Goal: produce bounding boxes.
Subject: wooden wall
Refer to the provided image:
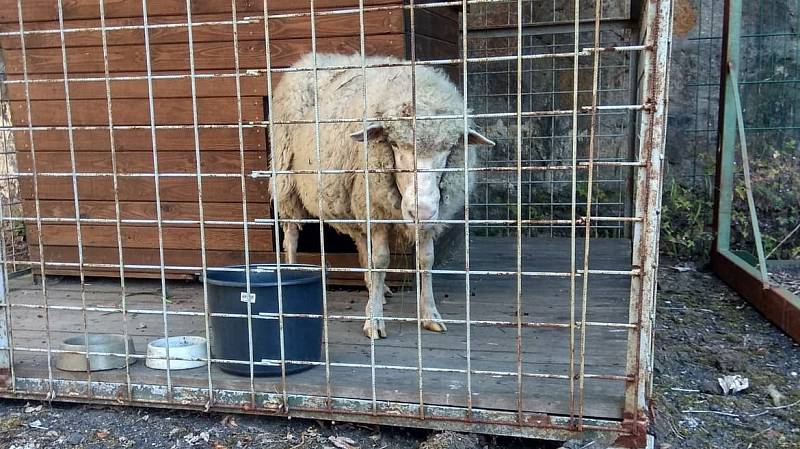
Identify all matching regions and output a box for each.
[0,0,459,283]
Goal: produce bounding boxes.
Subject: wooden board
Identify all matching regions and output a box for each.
[2,0,463,284]
[22,200,268,222]
[17,150,265,174]
[5,237,632,420]
[0,11,404,49]
[0,0,403,23]
[27,246,408,285]
[2,35,407,74]
[10,97,264,126]
[19,177,270,202]
[5,74,271,100]
[12,127,266,152]
[29,224,274,251]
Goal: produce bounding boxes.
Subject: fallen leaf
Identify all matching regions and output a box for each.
[221,415,239,428]
[96,429,110,440]
[212,443,229,449]
[329,435,359,449]
[766,384,785,406]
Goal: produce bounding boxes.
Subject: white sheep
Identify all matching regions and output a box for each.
[270,53,494,339]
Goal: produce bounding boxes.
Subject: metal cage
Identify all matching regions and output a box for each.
[0,0,673,446]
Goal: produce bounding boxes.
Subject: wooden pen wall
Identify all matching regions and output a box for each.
[0,0,459,283]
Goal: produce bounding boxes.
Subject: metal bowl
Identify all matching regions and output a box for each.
[55,334,136,372]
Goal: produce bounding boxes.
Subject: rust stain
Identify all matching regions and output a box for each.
[672,0,698,38]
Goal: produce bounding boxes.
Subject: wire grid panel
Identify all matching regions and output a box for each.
[0,0,672,444]
[467,26,638,238]
[726,0,800,263]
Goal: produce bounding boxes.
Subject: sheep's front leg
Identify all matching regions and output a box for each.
[355,234,392,303]
[419,233,446,332]
[362,230,389,339]
[282,223,299,264]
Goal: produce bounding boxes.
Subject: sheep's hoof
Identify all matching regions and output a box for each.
[363,319,387,339]
[383,285,394,297]
[422,319,447,333]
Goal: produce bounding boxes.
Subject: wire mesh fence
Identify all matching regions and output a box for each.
[0,0,672,444]
[709,0,799,342]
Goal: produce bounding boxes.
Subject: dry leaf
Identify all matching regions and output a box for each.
[328,435,359,449]
[221,415,239,428]
[766,384,785,406]
[211,443,229,449]
[95,430,110,440]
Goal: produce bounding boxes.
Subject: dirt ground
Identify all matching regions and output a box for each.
[0,261,798,449]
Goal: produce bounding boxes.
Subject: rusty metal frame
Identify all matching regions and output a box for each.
[0,0,673,447]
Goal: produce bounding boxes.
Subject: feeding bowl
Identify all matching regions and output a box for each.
[145,336,208,370]
[55,334,135,372]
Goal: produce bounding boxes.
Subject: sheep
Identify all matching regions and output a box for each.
[270,53,494,339]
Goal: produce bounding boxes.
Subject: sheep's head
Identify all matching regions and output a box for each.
[350,120,494,229]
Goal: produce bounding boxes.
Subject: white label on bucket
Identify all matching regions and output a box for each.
[240,292,256,304]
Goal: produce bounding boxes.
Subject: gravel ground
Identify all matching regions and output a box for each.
[0,262,798,448]
[769,266,800,297]
[653,259,800,448]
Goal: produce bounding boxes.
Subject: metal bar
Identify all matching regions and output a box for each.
[513,0,524,424]
[468,18,635,39]
[0,193,12,389]
[184,0,215,408]
[1,377,629,440]
[577,0,605,428]
[228,0,259,409]
[405,0,426,421]
[567,0,581,428]
[712,0,741,254]
[98,0,133,401]
[13,0,55,399]
[462,0,475,419]
[727,65,768,284]
[622,0,673,446]
[140,0,174,399]
[55,0,93,397]
[308,0,328,415]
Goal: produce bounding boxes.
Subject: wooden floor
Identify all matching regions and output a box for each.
[5,237,633,420]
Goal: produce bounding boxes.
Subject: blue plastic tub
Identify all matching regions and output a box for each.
[205,264,323,377]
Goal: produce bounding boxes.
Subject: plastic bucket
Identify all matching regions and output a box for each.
[205,264,323,377]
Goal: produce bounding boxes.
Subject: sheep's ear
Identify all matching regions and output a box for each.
[467,129,495,147]
[350,123,384,142]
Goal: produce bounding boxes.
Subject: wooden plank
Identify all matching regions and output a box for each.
[4,236,631,421]
[4,75,269,100]
[0,11,403,49]
[0,0,402,23]
[25,246,394,285]
[29,224,274,251]
[2,35,406,74]
[27,246,356,271]
[19,176,270,202]
[22,200,268,222]
[11,97,263,126]
[17,150,265,174]
[12,127,266,152]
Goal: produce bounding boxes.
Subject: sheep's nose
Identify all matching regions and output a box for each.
[409,205,437,221]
